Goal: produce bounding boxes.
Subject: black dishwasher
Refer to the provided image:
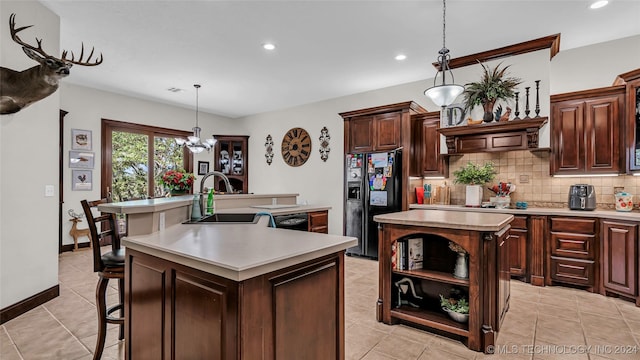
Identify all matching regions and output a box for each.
[273,213,308,231]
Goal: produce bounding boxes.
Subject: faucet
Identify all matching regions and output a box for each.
[199,171,234,216]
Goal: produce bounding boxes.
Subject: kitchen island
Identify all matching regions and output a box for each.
[374,210,513,353]
[122,221,356,359]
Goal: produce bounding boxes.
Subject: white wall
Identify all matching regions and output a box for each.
[59,83,238,247]
[550,35,640,94]
[0,1,60,308]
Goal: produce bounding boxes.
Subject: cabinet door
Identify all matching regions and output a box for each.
[374,112,401,151]
[551,100,585,173]
[627,79,640,171]
[308,211,328,233]
[497,227,510,329]
[421,115,448,177]
[349,116,374,153]
[602,221,637,297]
[585,96,621,173]
[213,135,249,194]
[508,229,527,277]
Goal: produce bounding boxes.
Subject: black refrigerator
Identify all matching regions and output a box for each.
[344,149,402,259]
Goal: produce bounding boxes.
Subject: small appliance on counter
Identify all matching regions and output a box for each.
[568,184,596,210]
[615,192,633,212]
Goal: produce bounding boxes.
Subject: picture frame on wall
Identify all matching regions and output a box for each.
[72,170,92,191]
[71,129,92,150]
[198,161,210,175]
[69,151,94,169]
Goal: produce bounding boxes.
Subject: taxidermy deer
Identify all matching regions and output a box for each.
[0,13,103,115]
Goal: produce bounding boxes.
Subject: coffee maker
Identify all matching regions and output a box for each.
[568,184,596,210]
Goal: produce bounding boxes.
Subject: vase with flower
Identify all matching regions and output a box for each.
[160,169,195,196]
[462,62,522,123]
[448,241,468,279]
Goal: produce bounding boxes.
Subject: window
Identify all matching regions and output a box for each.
[102,119,193,202]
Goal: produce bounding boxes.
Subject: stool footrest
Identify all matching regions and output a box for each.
[106,303,124,324]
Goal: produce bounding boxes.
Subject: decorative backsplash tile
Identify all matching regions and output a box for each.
[424,151,640,210]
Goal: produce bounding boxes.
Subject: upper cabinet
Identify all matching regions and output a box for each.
[341,101,426,210]
[413,111,448,178]
[212,135,249,194]
[340,101,425,155]
[620,69,640,172]
[550,86,625,175]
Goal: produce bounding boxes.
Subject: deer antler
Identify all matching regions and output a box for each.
[9,13,103,66]
[67,209,85,219]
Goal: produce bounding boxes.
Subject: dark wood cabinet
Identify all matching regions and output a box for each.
[341,101,426,210]
[413,112,448,178]
[601,220,637,299]
[496,226,510,330]
[550,87,625,175]
[619,68,640,172]
[126,248,345,359]
[212,135,249,194]
[508,216,527,278]
[308,210,328,233]
[547,217,598,292]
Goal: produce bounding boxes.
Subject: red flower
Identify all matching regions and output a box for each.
[161,169,194,192]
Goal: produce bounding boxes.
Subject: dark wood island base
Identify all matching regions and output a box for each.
[374,210,513,353]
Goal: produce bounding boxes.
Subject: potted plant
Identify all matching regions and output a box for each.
[439,294,469,323]
[462,62,522,123]
[160,169,195,195]
[453,162,496,207]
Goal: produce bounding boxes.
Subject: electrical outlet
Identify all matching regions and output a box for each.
[614,187,624,194]
[519,175,529,183]
[45,185,55,197]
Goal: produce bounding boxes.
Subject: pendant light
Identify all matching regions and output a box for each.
[424,0,464,108]
[176,84,216,153]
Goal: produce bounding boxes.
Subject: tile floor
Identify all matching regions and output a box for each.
[2,249,640,359]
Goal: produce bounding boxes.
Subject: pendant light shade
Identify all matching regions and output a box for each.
[176,84,216,153]
[424,0,463,108]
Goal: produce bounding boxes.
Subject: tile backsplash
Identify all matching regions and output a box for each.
[423,151,640,210]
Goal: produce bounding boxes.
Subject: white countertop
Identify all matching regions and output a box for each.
[122,221,356,281]
[410,204,640,221]
[374,209,513,231]
[216,205,331,215]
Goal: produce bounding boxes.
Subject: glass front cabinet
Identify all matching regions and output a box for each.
[213,135,249,193]
[623,69,640,172]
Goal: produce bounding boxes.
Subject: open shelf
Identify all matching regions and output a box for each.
[393,269,469,287]
[391,306,469,337]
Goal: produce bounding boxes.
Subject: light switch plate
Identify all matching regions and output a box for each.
[45,185,55,197]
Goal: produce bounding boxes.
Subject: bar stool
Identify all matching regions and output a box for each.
[81,199,125,360]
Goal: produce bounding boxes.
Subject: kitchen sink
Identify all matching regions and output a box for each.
[183,213,260,224]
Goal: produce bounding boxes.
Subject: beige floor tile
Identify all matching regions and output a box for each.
[361,350,401,360]
[372,334,427,360]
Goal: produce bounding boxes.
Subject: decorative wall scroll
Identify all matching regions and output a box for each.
[319,126,331,162]
[265,134,274,165]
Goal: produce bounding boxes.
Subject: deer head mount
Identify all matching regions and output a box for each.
[0,13,103,115]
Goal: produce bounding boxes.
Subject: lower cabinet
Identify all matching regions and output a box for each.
[308,210,329,233]
[125,248,345,359]
[601,220,638,299]
[508,216,528,279]
[547,217,598,292]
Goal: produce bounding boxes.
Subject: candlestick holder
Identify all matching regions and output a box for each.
[534,80,541,117]
[513,92,520,120]
[524,87,531,119]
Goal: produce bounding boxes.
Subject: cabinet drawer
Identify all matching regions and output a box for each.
[550,232,595,259]
[511,216,527,229]
[550,217,596,234]
[550,257,594,286]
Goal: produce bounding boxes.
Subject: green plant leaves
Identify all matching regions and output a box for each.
[462,62,523,115]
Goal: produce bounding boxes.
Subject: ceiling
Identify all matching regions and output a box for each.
[29,1,640,118]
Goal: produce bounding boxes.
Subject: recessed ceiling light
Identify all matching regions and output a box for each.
[395,54,407,61]
[263,43,276,50]
[167,87,184,93]
[590,0,608,9]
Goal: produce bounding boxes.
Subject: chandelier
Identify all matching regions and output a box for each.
[176,84,216,153]
[423,0,464,108]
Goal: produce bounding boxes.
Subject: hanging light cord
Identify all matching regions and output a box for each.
[441,0,446,52]
[194,84,200,128]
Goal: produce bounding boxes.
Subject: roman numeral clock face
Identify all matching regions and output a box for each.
[281,127,312,167]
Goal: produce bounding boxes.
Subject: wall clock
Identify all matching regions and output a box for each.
[281,127,312,167]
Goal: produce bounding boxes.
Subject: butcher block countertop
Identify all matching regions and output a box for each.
[122,222,356,281]
[374,209,513,231]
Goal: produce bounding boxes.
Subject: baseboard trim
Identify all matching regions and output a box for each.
[0,285,60,324]
[60,242,91,253]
